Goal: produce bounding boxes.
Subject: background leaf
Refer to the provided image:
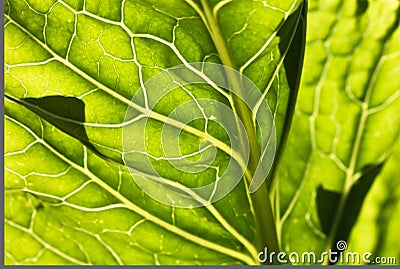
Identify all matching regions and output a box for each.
[273,0,400,264]
[341,141,400,265]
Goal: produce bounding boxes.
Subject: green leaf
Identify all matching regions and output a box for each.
[4,0,305,265]
[274,0,400,264]
[316,162,383,259]
[341,141,400,265]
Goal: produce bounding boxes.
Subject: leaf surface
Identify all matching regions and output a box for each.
[274,0,400,263]
[4,0,305,264]
[341,141,400,264]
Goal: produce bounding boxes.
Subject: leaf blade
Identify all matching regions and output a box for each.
[4,0,305,264]
[275,0,400,263]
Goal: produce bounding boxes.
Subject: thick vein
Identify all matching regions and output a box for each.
[200,0,280,257]
[212,0,232,16]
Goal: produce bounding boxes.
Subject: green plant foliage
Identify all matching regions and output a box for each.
[273,0,400,264]
[4,0,400,266]
[344,141,400,264]
[4,0,304,265]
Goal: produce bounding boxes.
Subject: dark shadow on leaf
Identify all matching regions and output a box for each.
[372,182,399,258]
[316,186,340,236]
[267,0,308,188]
[23,96,102,155]
[35,202,45,211]
[316,163,384,264]
[356,0,368,16]
[278,0,307,95]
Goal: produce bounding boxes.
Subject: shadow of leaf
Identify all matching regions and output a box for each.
[316,163,384,264]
